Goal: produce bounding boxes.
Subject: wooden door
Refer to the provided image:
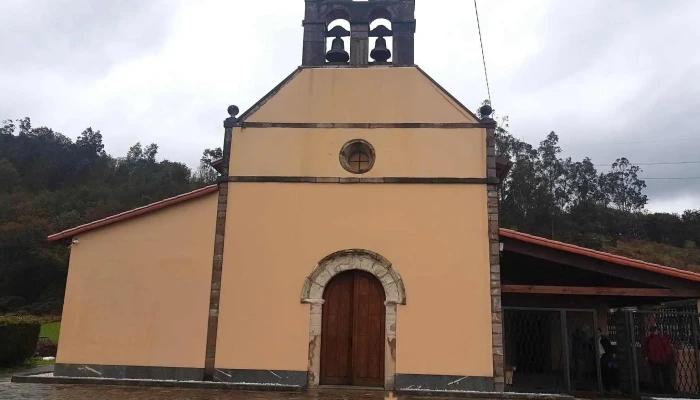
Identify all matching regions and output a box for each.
[320,270,385,387]
[320,272,354,385]
[351,271,386,387]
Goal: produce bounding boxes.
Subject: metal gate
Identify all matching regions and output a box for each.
[503,307,603,395]
[609,309,700,398]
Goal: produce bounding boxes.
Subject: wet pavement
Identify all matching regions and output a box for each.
[0,369,453,400]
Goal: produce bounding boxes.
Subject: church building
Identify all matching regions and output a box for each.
[48,0,503,391]
[46,0,700,395]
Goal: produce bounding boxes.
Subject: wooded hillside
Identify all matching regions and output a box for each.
[0,113,698,315]
[483,102,699,273]
[0,118,218,314]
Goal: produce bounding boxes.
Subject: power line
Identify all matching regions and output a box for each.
[640,177,700,180]
[474,0,491,103]
[594,161,700,167]
[576,137,700,146]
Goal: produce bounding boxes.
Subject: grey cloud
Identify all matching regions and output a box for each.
[1,0,698,213]
[487,0,700,210]
[0,0,174,77]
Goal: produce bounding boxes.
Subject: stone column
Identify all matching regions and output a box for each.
[385,301,398,390]
[302,22,327,66]
[350,22,369,66]
[392,20,416,66]
[482,106,504,391]
[203,105,238,381]
[306,300,324,388]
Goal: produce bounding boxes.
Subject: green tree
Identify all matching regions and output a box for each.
[601,158,648,213]
[682,210,700,246]
[0,117,210,314]
[194,147,223,184]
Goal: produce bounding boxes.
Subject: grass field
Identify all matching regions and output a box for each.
[39,321,61,344]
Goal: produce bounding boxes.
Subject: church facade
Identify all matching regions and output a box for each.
[49,0,505,391]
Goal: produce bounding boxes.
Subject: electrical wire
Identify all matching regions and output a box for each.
[594,161,700,167]
[576,137,700,146]
[640,177,700,180]
[474,0,491,103]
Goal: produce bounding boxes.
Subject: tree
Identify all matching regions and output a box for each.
[536,132,566,237]
[0,119,15,136]
[0,159,19,192]
[601,158,648,213]
[682,210,700,247]
[0,117,211,314]
[194,148,223,184]
[76,128,105,156]
[565,158,604,208]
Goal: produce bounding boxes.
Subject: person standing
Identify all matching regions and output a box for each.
[599,328,618,392]
[642,326,675,394]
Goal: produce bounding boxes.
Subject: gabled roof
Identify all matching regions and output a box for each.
[237,66,481,124]
[500,228,700,283]
[47,185,218,242]
[47,186,700,285]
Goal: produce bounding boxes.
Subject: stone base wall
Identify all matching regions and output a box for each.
[213,369,307,386]
[55,364,503,393]
[395,373,494,391]
[53,363,203,381]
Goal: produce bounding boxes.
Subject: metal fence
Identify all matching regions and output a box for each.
[502,307,603,394]
[609,309,700,398]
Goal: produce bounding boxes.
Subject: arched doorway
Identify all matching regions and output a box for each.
[301,249,406,389]
[320,270,385,387]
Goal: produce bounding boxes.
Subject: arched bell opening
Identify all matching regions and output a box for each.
[326,19,351,64]
[369,18,393,64]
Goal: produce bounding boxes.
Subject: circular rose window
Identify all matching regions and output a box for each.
[339,139,375,174]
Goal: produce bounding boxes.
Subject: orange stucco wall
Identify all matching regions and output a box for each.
[55,65,492,379]
[247,67,478,124]
[229,127,486,178]
[57,193,217,368]
[216,183,493,377]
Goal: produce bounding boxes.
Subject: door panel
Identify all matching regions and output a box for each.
[320,272,353,385]
[320,270,385,387]
[352,271,386,387]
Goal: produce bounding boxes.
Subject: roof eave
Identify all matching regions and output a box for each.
[499,228,700,284]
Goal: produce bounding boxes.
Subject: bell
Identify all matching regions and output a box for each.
[326,37,349,63]
[371,36,391,63]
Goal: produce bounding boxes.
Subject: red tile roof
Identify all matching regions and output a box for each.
[500,228,700,283]
[47,185,218,242]
[45,186,700,284]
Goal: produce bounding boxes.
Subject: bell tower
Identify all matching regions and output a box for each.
[302,0,416,67]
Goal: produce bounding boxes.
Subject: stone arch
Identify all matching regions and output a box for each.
[367,6,395,23]
[322,7,351,24]
[301,249,405,389]
[301,249,406,305]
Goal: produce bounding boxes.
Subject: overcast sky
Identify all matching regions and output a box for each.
[2,0,699,213]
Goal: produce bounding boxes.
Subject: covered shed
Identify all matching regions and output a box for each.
[499,228,700,396]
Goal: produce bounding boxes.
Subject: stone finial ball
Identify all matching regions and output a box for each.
[480,104,493,118]
[227,105,240,117]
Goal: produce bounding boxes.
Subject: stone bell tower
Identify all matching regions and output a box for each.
[302,0,416,66]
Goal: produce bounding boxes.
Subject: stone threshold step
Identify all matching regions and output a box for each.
[11,373,304,392]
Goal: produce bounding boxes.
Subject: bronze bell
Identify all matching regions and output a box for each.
[326,37,349,63]
[371,36,391,63]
